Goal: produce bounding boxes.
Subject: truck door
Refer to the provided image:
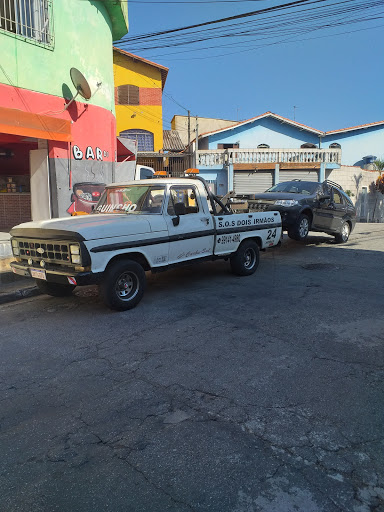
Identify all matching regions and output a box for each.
[165,185,215,265]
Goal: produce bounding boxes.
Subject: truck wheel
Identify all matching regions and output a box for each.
[100,260,146,311]
[36,280,76,297]
[230,240,259,276]
[288,214,310,241]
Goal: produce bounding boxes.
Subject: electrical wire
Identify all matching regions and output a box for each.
[116,0,384,59]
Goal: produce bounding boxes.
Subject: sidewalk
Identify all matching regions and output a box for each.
[0,233,40,305]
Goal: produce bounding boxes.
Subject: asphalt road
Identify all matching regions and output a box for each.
[1,224,384,512]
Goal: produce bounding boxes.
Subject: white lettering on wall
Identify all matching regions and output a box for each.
[73,145,105,161]
[73,145,83,160]
[85,146,95,160]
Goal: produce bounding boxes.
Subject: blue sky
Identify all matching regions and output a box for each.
[115,0,384,131]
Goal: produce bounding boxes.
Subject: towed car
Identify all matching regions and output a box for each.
[248,180,356,242]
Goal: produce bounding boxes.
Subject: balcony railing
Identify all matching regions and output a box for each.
[197,148,341,167]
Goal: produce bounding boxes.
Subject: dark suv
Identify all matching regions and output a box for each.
[248,180,356,242]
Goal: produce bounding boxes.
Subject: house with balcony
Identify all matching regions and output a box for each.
[195,112,384,202]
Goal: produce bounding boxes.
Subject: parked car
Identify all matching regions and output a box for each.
[248,180,356,242]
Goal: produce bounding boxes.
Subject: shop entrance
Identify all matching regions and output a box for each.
[0,133,37,231]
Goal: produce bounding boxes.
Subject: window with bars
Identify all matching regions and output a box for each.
[120,129,154,152]
[0,0,52,46]
[117,85,140,105]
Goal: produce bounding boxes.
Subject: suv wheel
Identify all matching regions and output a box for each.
[288,214,310,241]
[334,221,350,243]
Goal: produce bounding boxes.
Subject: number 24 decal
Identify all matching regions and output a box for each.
[266,228,277,240]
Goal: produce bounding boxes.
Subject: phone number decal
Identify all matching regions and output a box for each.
[217,234,241,244]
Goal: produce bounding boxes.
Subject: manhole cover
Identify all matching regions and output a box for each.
[301,263,339,271]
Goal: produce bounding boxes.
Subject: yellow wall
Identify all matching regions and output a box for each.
[113,52,164,151]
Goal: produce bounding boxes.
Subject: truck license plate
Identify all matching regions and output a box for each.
[30,268,46,280]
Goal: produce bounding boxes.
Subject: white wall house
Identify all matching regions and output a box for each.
[194,112,384,222]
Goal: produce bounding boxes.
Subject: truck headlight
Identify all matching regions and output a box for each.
[275,200,299,207]
[70,244,81,264]
[11,239,20,256]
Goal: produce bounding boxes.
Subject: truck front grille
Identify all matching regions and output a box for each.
[16,239,71,265]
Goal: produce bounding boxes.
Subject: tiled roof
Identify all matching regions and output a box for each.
[197,112,384,140]
[325,120,384,134]
[198,111,324,139]
[163,130,185,151]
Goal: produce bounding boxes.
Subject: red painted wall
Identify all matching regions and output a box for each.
[0,83,116,162]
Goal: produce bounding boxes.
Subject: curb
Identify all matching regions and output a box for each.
[0,286,41,305]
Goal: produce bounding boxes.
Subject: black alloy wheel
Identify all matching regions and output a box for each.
[334,221,350,243]
[288,214,310,241]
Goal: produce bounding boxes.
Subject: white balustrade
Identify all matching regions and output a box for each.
[197,148,341,166]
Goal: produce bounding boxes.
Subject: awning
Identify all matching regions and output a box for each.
[0,106,72,142]
[117,136,137,161]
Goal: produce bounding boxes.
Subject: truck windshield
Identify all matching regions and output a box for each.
[94,185,166,214]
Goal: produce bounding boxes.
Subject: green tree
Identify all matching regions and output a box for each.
[373,159,384,173]
[374,159,384,194]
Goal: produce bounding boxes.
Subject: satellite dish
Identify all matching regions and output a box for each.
[70,67,92,100]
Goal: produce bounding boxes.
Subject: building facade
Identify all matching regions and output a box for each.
[0,0,128,229]
[195,112,384,220]
[113,49,168,153]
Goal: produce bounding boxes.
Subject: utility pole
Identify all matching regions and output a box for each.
[194,115,199,168]
[293,105,298,121]
[187,110,191,167]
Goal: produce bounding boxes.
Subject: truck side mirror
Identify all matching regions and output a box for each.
[172,202,186,226]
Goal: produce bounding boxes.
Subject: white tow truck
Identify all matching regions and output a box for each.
[10,174,282,310]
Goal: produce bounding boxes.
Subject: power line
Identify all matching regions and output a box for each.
[118,0,329,42]
[116,0,384,58]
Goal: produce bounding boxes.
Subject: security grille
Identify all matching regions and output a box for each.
[0,0,53,46]
[234,170,274,195]
[279,170,319,182]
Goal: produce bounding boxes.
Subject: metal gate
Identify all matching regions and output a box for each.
[279,169,319,182]
[234,171,273,195]
[136,153,192,177]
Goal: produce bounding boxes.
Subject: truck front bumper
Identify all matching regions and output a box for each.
[10,261,100,287]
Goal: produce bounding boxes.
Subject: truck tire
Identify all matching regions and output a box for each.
[230,240,259,276]
[36,280,76,297]
[288,213,310,241]
[100,260,146,311]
